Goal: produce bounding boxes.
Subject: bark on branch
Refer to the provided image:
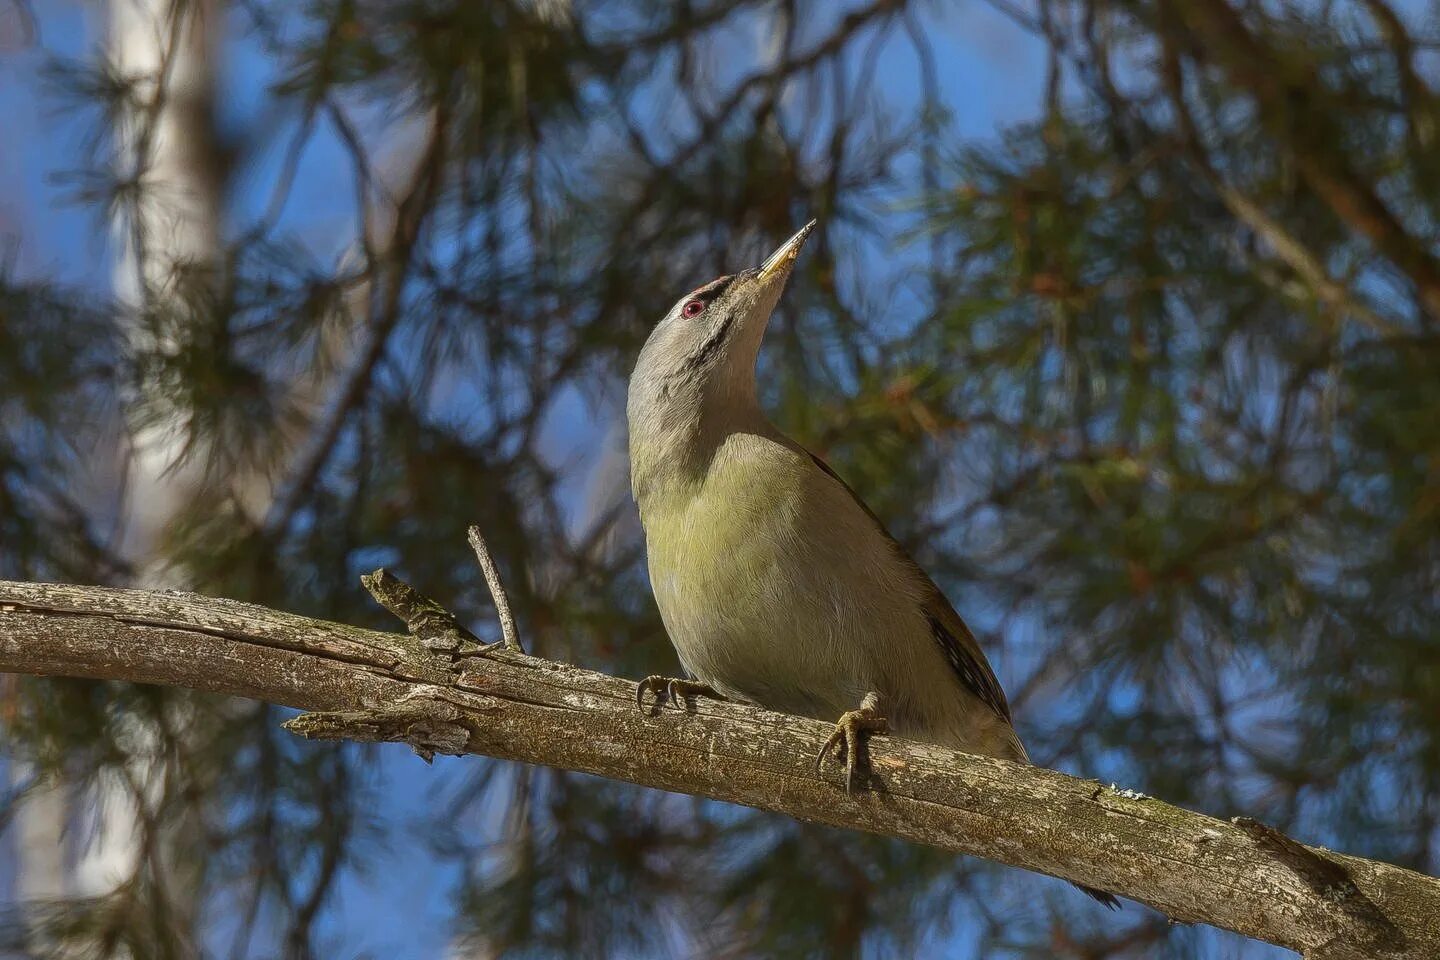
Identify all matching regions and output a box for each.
[1,575,1437,959]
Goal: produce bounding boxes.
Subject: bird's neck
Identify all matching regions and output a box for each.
[629,387,770,506]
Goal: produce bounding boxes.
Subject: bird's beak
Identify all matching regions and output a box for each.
[757,220,817,282]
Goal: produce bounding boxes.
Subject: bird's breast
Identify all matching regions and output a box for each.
[638,435,924,720]
[642,442,808,641]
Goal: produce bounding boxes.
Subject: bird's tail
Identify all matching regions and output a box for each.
[1073,883,1121,909]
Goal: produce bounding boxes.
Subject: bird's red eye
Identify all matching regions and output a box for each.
[682,299,705,319]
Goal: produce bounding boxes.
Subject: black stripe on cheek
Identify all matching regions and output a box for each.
[682,313,735,371]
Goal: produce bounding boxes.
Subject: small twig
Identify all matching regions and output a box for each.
[360,568,479,653]
[285,689,475,763]
[467,525,523,653]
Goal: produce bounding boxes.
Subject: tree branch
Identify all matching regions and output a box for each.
[1,575,1437,959]
[1174,0,1440,320]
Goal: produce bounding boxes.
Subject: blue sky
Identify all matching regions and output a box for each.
[0,7,1048,955]
[0,1,1378,956]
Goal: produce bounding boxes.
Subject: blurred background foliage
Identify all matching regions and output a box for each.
[1,0,1438,957]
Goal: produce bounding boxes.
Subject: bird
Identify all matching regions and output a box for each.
[626,220,1119,909]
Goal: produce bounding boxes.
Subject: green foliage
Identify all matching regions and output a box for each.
[3,1,1439,957]
[0,269,122,583]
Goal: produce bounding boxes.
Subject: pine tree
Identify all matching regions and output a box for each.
[2,1,1436,957]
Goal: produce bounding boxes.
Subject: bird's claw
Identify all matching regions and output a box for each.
[636,675,720,712]
[815,697,888,794]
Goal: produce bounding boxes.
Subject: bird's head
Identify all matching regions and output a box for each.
[627,221,814,449]
[634,221,815,399]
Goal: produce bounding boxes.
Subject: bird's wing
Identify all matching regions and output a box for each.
[806,451,1013,723]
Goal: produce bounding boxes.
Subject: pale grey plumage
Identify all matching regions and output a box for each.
[627,223,1021,759]
[627,222,1120,908]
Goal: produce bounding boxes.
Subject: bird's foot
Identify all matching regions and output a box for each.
[815,692,888,794]
[636,675,721,712]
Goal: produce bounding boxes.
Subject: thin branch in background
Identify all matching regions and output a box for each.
[1155,24,1402,336]
[260,108,451,541]
[1176,0,1440,319]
